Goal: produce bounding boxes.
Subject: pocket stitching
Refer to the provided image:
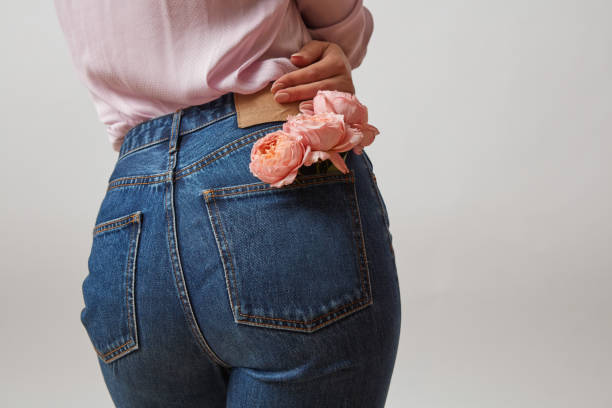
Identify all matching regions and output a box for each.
[87,211,141,363]
[203,172,355,198]
[349,174,373,301]
[93,212,140,236]
[208,193,239,316]
[202,172,373,332]
[359,154,394,256]
[174,125,285,181]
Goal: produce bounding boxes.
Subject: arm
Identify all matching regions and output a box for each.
[271,0,374,103]
[297,0,374,70]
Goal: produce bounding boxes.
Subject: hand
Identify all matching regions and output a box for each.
[271,40,355,104]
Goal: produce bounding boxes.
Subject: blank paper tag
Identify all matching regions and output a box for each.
[233,81,301,128]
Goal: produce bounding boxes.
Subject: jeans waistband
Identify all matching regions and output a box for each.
[118,92,237,161]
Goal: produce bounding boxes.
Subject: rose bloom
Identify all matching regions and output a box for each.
[282,112,366,173]
[282,112,348,151]
[304,90,380,154]
[249,130,309,187]
[298,100,314,115]
[313,90,369,125]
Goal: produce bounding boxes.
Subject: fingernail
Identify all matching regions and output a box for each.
[275,92,289,103]
[271,82,285,91]
[291,53,302,58]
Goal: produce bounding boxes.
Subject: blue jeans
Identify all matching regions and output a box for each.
[81,92,401,407]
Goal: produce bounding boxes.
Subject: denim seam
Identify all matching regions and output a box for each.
[117,112,236,161]
[211,193,240,317]
[359,154,394,256]
[94,341,138,363]
[239,297,372,325]
[203,171,373,331]
[165,172,230,368]
[97,340,133,357]
[228,301,374,332]
[174,125,284,180]
[107,179,167,192]
[126,222,135,345]
[93,218,134,235]
[204,173,355,198]
[178,111,236,137]
[93,212,140,235]
[127,215,141,361]
[164,115,231,369]
[350,174,374,301]
[108,172,167,185]
[90,212,141,363]
[106,125,284,191]
[204,194,238,317]
[204,173,350,194]
[205,175,359,325]
[119,137,170,161]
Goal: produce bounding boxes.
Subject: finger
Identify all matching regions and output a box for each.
[271,41,330,92]
[272,56,346,94]
[290,40,329,66]
[273,75,355,103]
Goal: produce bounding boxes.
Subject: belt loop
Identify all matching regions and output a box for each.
[168,110,183,175]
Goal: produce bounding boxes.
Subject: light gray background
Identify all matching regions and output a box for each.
[1,1,611,407]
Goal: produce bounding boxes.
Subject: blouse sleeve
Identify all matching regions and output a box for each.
[295,0,374,70]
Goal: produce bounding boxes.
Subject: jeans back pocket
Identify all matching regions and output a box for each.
[81,211,142,363]
[202,172,373,333]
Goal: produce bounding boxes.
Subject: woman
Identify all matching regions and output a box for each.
[54,1,401,406]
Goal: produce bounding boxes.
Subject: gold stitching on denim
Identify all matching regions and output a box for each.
[174,125,284,180]
[211,193,241,317]
[233,175,370,324]
[218,175,358,323]
[205,171,373,329]
[89,213,141,362]
[93,213,139,235]
[165,167,231,368]
[207,174,354,199]
[107,125,284,190]
[107,179,167,192]
[95,339,135,358]
[174,139,250,180]
[176,126,277,175]
[359,154,394,256]
[207,173,352,193]
[94,213,138,230]
[238,296,370,324]
[178,111,236,137]
[94,219,132,235]
[104,345,137,363]
[120,138,169,160]
[350,176,371,298]
[203,194,237,315]
[236,299,373,332]
[125,223,135,337]
[131,219,142,346]
[109,172,167,185]
[348,178,367,297]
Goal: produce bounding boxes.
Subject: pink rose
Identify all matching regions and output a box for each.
[249,130,310,187]
[249,90,380,186]
[298,100,314,115]
[283,112,347,151]
[313,90,369,125]
[311,90,380,154]
[348,123,379,154]
[282,112,363,173]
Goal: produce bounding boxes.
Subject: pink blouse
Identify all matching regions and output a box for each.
[53,0,374,152]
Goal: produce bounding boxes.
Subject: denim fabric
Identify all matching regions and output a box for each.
[81,92,401,407]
